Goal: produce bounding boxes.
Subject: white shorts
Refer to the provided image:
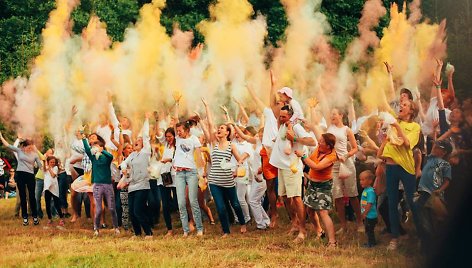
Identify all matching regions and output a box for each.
[278,168,302,198]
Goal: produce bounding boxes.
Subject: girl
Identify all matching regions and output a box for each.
[43,156,65,226]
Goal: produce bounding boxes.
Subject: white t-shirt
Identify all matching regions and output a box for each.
[290,99,305,121]
[269,123,310,170]
[327,125,349,157]
[423,97,451,136]
[96,124,117,151]
[173,135,201,169]
[43,166,59,197]
[262,108,278,149]
[231,140,255,170]
[70,138,85,170]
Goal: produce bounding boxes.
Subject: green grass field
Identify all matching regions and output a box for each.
[0,198,418,267]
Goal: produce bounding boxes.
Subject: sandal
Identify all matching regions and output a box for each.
[327,241,337,248]
[387,240,398,251]
[316,230,326,240]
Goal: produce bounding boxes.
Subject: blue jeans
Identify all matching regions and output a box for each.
[35,179,44,218]
[175,169,203,233]
[209,184,246,234]
[58,173,69,209]
[385,164,420,238]
[128,189,152,236]
[159,185,174,231]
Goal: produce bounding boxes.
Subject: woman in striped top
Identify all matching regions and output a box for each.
[202,99,247,237]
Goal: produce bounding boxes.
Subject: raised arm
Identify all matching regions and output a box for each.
[202,98,217,145]
[231,123,257,144]
[269,70,279,117]
[347,96,356,127]
[142,113,151,153]
[0,132,11,148]
[233,97,250,125]
[384,62,396,101]
[430,59,443,99]
[246,85,267,112]
[108,93,120,129]
[447,65,455,99]
[82,137,93,159]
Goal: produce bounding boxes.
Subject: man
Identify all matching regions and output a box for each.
[269,105,316,242]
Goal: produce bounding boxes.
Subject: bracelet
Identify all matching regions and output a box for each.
[435,85,441,89]
[301,154,307,160]
[293,137,297,143]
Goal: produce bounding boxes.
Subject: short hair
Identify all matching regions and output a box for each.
[19,139,33,147]
[407,100,419,121]
[322,133,336,150]
[360,170,375,181]
[400,88,414,100]
[281,105,294,117]
[176,121,191,132]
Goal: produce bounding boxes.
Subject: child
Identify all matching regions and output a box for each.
[360,170,378,248]
[415,139,452,253]
[43,156,65,226]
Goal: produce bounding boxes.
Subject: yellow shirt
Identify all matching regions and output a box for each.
[382,120,420,175]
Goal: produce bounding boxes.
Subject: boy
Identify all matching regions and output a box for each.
[415,139,452,252]
[360,170,378,248]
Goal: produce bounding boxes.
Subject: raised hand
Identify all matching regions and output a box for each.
[71,105,78,116]
[145,112,151,119]
[270,69,276,87]
[383,62,393,74]
[220,105,229,115]
[432,76,442,88]
[307,97,319,108]
[201,97,208,107]
[172,91,183,104]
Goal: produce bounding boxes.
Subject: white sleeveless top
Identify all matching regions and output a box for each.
[327,125,349,157]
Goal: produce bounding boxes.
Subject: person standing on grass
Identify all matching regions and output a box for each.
[82,133,120,237]
[202,98,248,237]
[378,99,421,251]
[0,132,41,226]
[295,133,338,247]
[359,170,378,248]
[270,104,316,243]
[43,156,66,227]
[120,113,153,239]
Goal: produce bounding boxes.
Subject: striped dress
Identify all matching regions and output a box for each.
[208,143,235,187]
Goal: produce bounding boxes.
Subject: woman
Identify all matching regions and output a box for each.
[158,127,178,236]
[295,133,338,247]
[326,108,363,233]
[232,126,252,224]
[43,156,65,226]
[120,113,153,239]
[0,132,41,226]
[378,99,421,250]
[173,115,205,237]
[202,98,247,237]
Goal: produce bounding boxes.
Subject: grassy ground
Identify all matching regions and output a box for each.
[0,198,419,267]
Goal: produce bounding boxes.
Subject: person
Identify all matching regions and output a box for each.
[173,99,205,236]
[82,133,119,236]
[120,113,153,239]
[378,99,421,250]
[4,169,17,199]
[415,140,452,253]
[359,170,378,248]
[157,127,177,236]
[43,156,65,226]
[326,107,363,234]
[269,105,316,242]
[295,133,338,247]
[202,98,247,237]
[0,132,41,226]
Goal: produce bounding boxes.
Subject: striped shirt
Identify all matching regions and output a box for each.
[208,143,234,187]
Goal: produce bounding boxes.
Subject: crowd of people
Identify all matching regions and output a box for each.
[0,59,470,253]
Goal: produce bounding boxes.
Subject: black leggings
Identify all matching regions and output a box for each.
[45,190,64,220]
[16,171,37,219]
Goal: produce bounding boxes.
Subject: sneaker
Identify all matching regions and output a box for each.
[115,228,121,235]
[387,240,398,251]
[144,235,153,240]
[47,220,53,225]
[197,231,204,237]
[22,218,29,226]
[182,232,189,238]
[93,230,99,237]
[59,220,65,227]
[33,217,40,225]
[101,223,107,229]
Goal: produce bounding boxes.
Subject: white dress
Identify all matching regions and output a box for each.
[43,166,59,197]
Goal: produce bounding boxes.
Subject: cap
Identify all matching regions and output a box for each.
[277,87,293,99]
[435,140,453,155]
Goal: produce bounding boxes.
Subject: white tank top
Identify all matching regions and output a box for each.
[327,125,349,156]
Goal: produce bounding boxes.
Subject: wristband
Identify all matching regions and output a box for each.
[435,85,441,89]
[301,154,307,160]
[293,137,297,143]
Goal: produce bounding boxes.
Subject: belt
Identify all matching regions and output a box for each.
[175,167,192,172]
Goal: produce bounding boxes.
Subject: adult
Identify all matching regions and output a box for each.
[378,99,421,250]
[121,113,153,239]
[202,98,248,236]
[295,133,338,247]
[0,133,41,226]
[269,105,316,242]
[326,108,363,233]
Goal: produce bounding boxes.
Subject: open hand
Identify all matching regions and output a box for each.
[383,62,393,74]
